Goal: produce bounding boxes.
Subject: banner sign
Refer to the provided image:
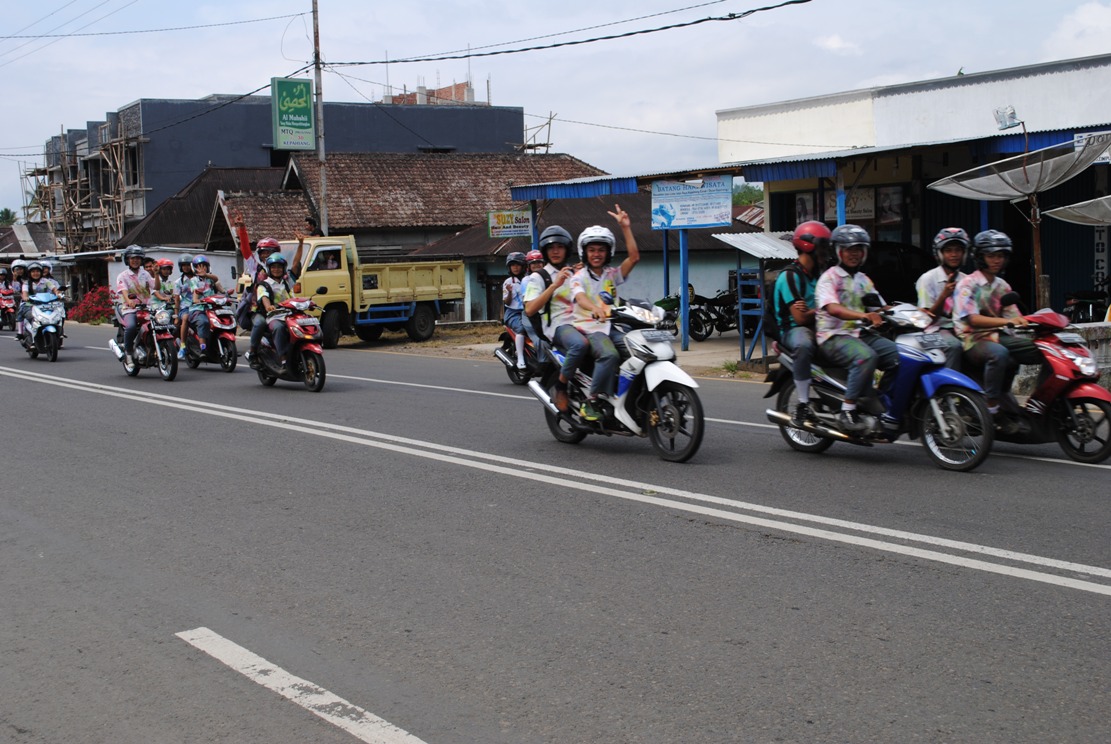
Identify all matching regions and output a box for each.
[650,175,733,230]
[488,209,533,238]
[272,77,315,151]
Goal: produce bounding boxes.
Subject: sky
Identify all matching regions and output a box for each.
[2,0,1110,219]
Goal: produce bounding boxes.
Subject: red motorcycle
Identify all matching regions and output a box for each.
[494,325,544,385]
[254,298,326,392]
[0,287,16,331]
[110,303,179,381]
[985,301,1111,463]
[183,294,238,372]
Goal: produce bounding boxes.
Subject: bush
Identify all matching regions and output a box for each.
[70,285,114,324]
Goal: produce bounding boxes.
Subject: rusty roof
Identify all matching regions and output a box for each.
[287,152,606,231]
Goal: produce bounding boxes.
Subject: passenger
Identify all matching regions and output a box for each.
[256,253,296,371]
[244,237,281,369]
[175,254,195,351]
[772,221,830,425]
[915,227,970,370]
[568,204,640,421]
[814,224,900,433]
[523,225,588,413]
[182,255,225,359]
[150,259,176,312]
[501,251,529,369]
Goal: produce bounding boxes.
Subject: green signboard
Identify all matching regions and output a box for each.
[272,77,315,151]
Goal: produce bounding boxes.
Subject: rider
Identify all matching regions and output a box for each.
[17,262,62,339]
[0,266,11,291]
[255,253,297,370]
[244,237,281,368]
[815,224,901,433]
[175,254,195,351]
[915,227,970,370]
[182,255,226,359]
[772,221,830,425]
[502,251,529,369]
[151,259,176,311]
[568,205,641,421]
[952,229,1040,420]
[523,225,589,413]
[114,245,157,366]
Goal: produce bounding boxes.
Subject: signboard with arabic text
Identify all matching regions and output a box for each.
[650,175,733,230]
[272,77,315,151]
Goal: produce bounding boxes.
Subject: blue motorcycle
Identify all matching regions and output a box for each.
[764,303,994,471]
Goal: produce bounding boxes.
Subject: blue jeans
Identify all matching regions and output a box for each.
[250,312,267,350]
[267,316,290,360]
[120,311,139,352]
[584,331,621,397]
[964,335,1041,400]
[553,324,588,382]
[820,332,900,402]
[781,326,816,383]
[189,308,210,346]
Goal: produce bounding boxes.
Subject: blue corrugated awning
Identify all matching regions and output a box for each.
[510,176,640,201]
[741,159,837,182]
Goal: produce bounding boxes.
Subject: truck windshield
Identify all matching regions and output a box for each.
[308,248,341,271]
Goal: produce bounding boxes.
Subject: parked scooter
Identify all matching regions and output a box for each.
[765,302,995,471]
[254,297,326,392]
[0,287,16,331]
[527,298,704,462]
[978,294,1111,463]
[109,303,179,381]
[19,291,66,362]
[182,294,238,372]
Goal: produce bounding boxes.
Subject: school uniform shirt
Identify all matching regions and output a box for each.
[916,266,966,330]
[502,276,524,311]
[815,266,884,344]
[522,264,576,339]
[114,269,156,314]
[952,270,1022,350]
[257,274,294,309]
[570,265,625,336]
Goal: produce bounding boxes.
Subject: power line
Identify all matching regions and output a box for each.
[0,11,308,39]
[329,0,812,66]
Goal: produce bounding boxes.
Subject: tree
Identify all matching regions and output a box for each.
[0,208,16,227]
[732,183,763,206]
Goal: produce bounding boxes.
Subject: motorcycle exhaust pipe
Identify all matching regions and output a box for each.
[765,409,855,442]
[527,379,561,415]
[493,347,515,368]
[108,339,125,361]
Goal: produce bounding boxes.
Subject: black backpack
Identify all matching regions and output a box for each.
[527,267,553,342]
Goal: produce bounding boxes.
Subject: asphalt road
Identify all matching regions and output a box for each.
[0,322,1108,743]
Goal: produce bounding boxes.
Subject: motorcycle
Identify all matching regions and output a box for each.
[19,291,66,363]
[0,287,16,330]
[109,303,179,381]
[254,297,326,392]
[764,302,995,471]
[527,298,704,462]
[494,325,545,385]
[182,294,238,372]
[1061,279,1109,324]
[689,288,751,342]
[978,296,1111,463]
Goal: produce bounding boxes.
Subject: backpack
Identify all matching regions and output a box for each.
[764,263,811,342]
[527,268,553,342]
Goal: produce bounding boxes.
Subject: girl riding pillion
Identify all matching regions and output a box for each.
[181,255,226,360]
[501,251,529,369]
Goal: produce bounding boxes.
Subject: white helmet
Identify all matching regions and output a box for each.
[576,225,616,265]
[11,259,27,272]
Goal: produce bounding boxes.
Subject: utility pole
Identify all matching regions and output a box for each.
[312,0,328,234]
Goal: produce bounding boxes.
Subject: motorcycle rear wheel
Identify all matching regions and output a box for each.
[647,382,705,462]
[775,382,835,453]
[302,350,326,392]
[257,368,277,386]
[157,339,178,381]
[544,385,587,444]
[502,340,530,385]
[919,385,993,472]
[1055,397,1111,463]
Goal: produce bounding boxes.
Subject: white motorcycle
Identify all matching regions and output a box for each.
[528,298,704,462]
[20,291,66,362]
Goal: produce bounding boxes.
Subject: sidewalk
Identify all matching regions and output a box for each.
[671,332,773,373]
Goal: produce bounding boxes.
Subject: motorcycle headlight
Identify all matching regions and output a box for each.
[1055,344,1099,377]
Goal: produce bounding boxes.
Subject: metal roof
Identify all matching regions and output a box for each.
[711,232,795,260]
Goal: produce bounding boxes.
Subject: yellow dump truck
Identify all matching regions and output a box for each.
[278,235,465,348]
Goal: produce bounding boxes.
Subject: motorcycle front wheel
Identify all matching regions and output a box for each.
[1055,397,1111,463]
[157,339,178,381]
[775,381,834,453]
[302,350,326,392]
[219,338,237,373]
[646,382,705,462]
[688,309,713,342]
[43,332,58,362]
[919,385,993,472]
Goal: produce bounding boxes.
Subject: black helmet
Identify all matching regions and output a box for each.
[123,245,145,261]
[932,227,971,265]
[973,229,1012,271]
[505,251,527,268]
[178,253,194,267]
[830,224,871,267]
[538,225,573,265]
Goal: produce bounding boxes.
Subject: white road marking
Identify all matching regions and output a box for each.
[5,366,1110,595]
[176,627,426,744]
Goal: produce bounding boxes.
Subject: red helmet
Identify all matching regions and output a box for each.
[525,250,544,264]
[792,221,831,254]
[156,258,174,268]
[256,237,281,252]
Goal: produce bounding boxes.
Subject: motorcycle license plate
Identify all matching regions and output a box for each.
[1056,332,1086,345]
[641,330,674,343]
[918,333,947,349]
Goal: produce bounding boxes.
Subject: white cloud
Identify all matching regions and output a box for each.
[1042,1,1111,59]
[814,34,863,56]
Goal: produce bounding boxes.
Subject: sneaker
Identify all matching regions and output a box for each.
[199,342,207,352]
[516,358,527,370]
[792,402,818,426]
[177,347,186,360]
[124,352,134,367]
[580,399,602,422]
[553,387,570,412]
[837,409,868,433]
[247,350,260,370]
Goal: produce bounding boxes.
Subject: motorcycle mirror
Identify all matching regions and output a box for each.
[862,292,882,308]
[600,291,615,305]
[999,291,1021,307]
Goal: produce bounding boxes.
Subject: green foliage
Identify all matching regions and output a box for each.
[732,183,763,206]
[69,285,114,324]
[0,208,16,226]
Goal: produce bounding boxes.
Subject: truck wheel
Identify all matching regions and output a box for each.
[354,325,383,343]
[321,308,342,349]
[405,304,436,341]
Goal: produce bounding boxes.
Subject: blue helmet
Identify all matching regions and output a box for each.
[266,252,288,267]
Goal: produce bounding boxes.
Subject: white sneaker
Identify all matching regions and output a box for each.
[124,352,134,367]
[516,358,527,369]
